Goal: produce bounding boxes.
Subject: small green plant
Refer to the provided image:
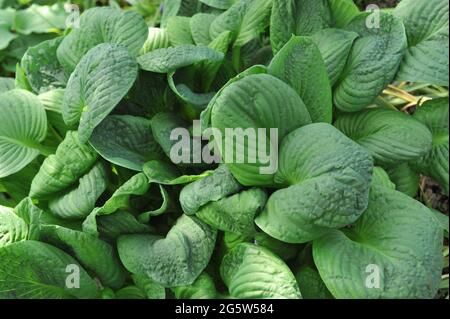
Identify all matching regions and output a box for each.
[0,0,448,299]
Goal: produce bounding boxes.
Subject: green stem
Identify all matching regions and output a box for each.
[375,96,398,111]
[433,85,449,94]
[48,124,63,143]
[232,46,241,73]
[402,83,430,92]
[36,144,56,157]
[421,87,446,96]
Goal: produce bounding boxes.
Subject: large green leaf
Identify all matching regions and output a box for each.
[149,112,192,164]
[14,197,45,241]
[385,163,420,197]
[166,16,194,46]
[221,243,301,299]
[201,31,232,91]
[335,108,433,166]
[137,45,224,73]
[371,167,395,190]
[210,0,272,47]
[313,186,443,299]
[62,43,138,143]
[270,0,332,53]
[96,211,152,240]
[82,173,150,236]
[114,286,146,299]
[13,3,67,35]
[40,225,126,289]
[190,13,216,45]
[210,73,311,186]
[0,89,48,178]
[128,71,176,117]
[132,274,166,299]
[29,131,98,199]
[410,98,449,194]
[334,12,407,112]
[167,72,216,115]
[118,215,217,287]
[296,266,333,299]
[254,232,298,261]
[200,64,268,130]
[295,245,333,299]
[48,162,107,220]
[328,0,360,28]
[0,241,98,298]
[255,123,373,243]
[38,89,69,137]
[90,115,164,172]
[21,36,67,94]
[196,188,267,236]
[0,206,27,248]
[179,165,242,215]
[311,28,358,85]
[172,272,217,299]
[394,0,449,86]
[57,7,147,72]
[160,0,199,27]
[143,160,213,186]
[268,36,332,123]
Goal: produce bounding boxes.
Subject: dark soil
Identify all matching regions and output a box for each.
[420,177,449,215]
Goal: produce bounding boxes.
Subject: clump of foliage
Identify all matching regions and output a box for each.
[0,1,69,75]
[0,0,448,299]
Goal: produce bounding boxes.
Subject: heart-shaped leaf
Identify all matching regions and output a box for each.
[313,186,443,299]
[90,115,164,171]
[221,243,302,299]
[118,215,217,287]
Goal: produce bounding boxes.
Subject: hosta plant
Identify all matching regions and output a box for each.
[0,0,448,299]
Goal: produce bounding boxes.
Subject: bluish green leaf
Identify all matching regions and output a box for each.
[90,115,164,172]
[269,36,332,123]
[335,108,432,166]
[29,131,98,199]
[311,28,358,85]
[166,16,194,46]
[137,45,224,73]
[221,243,301,299]
[210,0,272,47]
[410,98,449,194]
[13,3,67,35]
[180,165,242,216]
[172,272,217,299]
[0,206,27,248]
[21,36,67,94]
[118,215,217,287]
[334,12,407,112]
[62,43,138,143]
[57,7,147,72]
[394,0,449,86]
[40,225,126,289]
[313,186,443,298]
[0,240,98,298]
[48,162,107,219]
[255,123,373,243]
